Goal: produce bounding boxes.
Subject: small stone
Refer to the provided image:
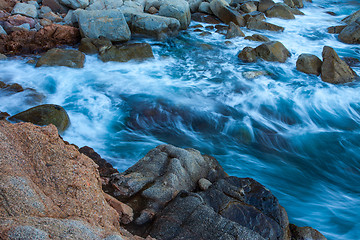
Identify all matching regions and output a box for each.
[198,178,212,191]
[42,12,63,22]
[40,18,53,26]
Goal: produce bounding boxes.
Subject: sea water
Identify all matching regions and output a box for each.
[0,0,359,239]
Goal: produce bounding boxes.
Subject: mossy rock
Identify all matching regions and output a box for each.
[9,104,70,133]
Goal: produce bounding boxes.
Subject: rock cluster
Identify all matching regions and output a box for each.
[327,9,360,44]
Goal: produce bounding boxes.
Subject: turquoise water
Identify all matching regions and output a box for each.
[1,1,360,239]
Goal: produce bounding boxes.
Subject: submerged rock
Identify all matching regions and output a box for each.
[9,104,70,132]
[296,53,322,76]
[255,41,290,63]
[36,48,85,68]
[99,43,154,62]
[321,46,358,84]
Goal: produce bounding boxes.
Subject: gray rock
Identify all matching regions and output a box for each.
[77,10,131,42]
[12,3,38,19]
[63,10,76,24]
[42,0,69,14]
[226,21,245,39]
[296,53,322,76]
[244,34,270,42]
[198,2,212,15]
[158,0,191,30]
[99,43,154,62]
[145,0,161,11]
[9,104,70,132]
[238,46,257,62]
[27,1,40,9]
[40,6,52,14]
[255,41,290,63]
[210,0,245,26]
[246,18,284,32]
[321,46,358,84]
[0,25,8,35]
[243,11,266,22]
[120,0,144,13]
[103,235,125,240]
[265,3,295,19]
[78,38,99,54]
[8,225,50,240]
[342,9,360,25]
[59,0,89,9]
[339,22,360,44]
[187,0,202,13]
[35,48,85,68]
[86,0,124,10]
[198,178,212,191]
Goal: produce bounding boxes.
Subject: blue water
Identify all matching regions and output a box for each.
[1,1,360,239]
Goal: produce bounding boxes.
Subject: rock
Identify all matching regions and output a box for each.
[210,0,245,26]
[240,1,257,13]
[0,120,137,239]
[86,0,124,10]
[0,24,81,55]
[40,6,53,14]
[40,18,53,26]
[42,0,68,14]
[242,70,268,79]
[243,11,266,22]
[247,18,284,32]
[342,9,360,25]
[59,0,89,9]
[77,10,131,42]
[0,53,6,59]
[0,25,7,35]
[283,0,295,8]
[9,104,70,132]
[11,3,38,18]
[198,2,212,15]
[0,111,10,119]
[226,21,245,39]
[342,56,360,67]
[238,46,257,62]
[187,0,202,13]
[78,37,98,54]
[245,33,270,42]
[255,41,290,63]
[99,43,154,63]
[265,3,295,19]
[198,178,212,191]
[327,25,346,34]
[127,13,180,39]
[42,12,63,22]
[0,0,16,12]
[339,22,360,44]
[104,193,134,224]
[3,83,24,92]
[321,46,358,84]
[296,53,322,75]
[110,144,227,229]
[284,0,303,8]
[7,14,36,28]
[258,0,275,12]
[289,7,304,16]
[191,12,221,24]
[290,224,327,240]
[120,0,144,13]
[36,48,85,68]
[147,6,158,14]
[158,0,191,30]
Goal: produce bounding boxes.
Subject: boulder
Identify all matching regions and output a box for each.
[327,25,346,34]
[210,0,245,26]
[191,12,222,24]
[11,3,38,18]
[78,37,101,54]
[226,21,245,39]
[296,53,322,75]
[42,0,68,14]
[284,0,303,8]
[59,0,89,9]
[342,9,360,25]
[86,0,124,10]
[342,56,360,67]
[0,120,138,239]
[240,1,257,13]
[7,14,36,28]
[265,3,295,19]
[243,11,266,22]
[258,0,275,12]
[9,104,70,132]
[36,48,85,68]
[77,10,131,42]
[0,53,6,59]
[255,41,290,63]
[247,18,284,31]
[245,33,270,42]
[238,46,257,62]
[198,2,212,15]
[338,22,360,44]
[99,43,154,62]
[321,46,358,84]
[158,0,191,30]
[290,224,327,240]
[0,0,16,12]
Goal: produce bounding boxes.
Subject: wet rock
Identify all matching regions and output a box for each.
[36,48,85,68]
[210,0,245,26]
[158,0,191,30]
[238,46,257,62]
[265,3,295,19]
[296,53,322,75]
[226,21,245,39]
[342,9,360,25]
[198,178,212,191]
[11,3,38,18]
[78,37,98,54]
[321,46,358,84]
[284,0,303,8]
[191,12,221,24]
[42,0,68,14]
[339,22,360,44]
[9,104,70,132]
[245,33,270,42]
[246,18,284,32]
[242,70,268,79]
[59,0,89,9]
[0,111,10,119]
[110,144,228,230]
[290,224,327,240]
[77,10,131,42]
[325,11,336,16]
[327,25,346,34]
[0,53,6,59]
[4,83,24,92]
[342,56,360,67]
[254,41,290,63]
[99,43,154,62]
[258,0,275,13]
[198,2,212,15]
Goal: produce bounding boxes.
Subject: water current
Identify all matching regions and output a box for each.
[1,0,360,239]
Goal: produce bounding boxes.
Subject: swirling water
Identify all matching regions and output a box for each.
[1,0,360,239]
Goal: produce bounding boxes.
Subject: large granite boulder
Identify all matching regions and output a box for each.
[59,0,89,9]
[296,53,322,75]
[9,104,70,132]
[99,43,154,62]
[77,10,131,42]
[210,0,245,26]
[158,0,191,30]
[265,3,295,19]
[35,48,85,68]
[321,46,358,84]
[255,41,290,63]
[338,22,360,44]
[11,2,38,18]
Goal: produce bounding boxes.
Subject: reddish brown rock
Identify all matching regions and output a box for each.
[0,24,80,55]
[0,0,16,12]
[7,14,36,28]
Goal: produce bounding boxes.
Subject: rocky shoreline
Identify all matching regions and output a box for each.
[0,119,326,239]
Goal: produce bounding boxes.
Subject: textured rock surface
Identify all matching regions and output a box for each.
[210,0,245,26]
[296,53,322,75]
[238,46,257,62]
[9,104,70,132]
[321,46,358,84]
[59,0,89,9]
[342,9,360,25]
[99,43,154,62]
[11,2,38,18]
[246,18,284,32]
[35,48,84,68]
[289,224,327,240]
[265,3,295,19]
[245,33,270,42]
[158,0,191,30]
[255,41,290,63]
[226,21,245,39]
[339,22,360,44]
